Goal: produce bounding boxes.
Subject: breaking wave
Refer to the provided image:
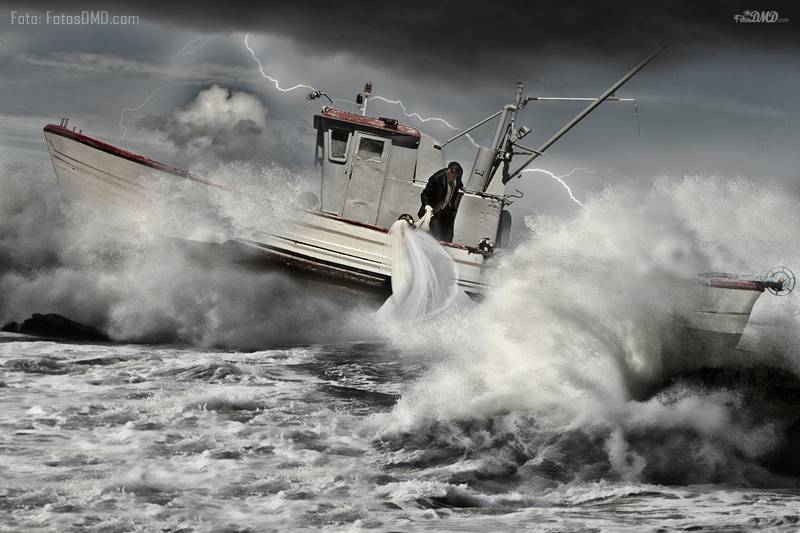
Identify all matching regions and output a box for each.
[374,176,800,487]
[0,161,372,348]
[5,155,800,488]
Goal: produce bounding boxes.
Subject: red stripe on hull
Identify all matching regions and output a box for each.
[44,124,228,190]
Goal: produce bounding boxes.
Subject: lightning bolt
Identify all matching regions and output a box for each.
[174,35,207,56]
[243,33,317,93]
[242,34,478,147]
[117,35,209,141]
[369,95,480,147]
[521,168,590,207]
[117,83,170,141]
[368,96,458,129]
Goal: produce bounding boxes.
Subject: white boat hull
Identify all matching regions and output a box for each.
[43,124,491,296]
[44,123,772,350]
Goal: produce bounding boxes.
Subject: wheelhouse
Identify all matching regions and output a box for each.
[313,107,444,229]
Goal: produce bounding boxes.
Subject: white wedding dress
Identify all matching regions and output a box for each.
[377,219,461,321]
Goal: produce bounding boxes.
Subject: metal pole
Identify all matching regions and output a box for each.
[439,110,504,147]
[512,143,543,155]
[507,81,525,139]
[490,106,512,151]
[527,97,636,102]
[504,47,663,183]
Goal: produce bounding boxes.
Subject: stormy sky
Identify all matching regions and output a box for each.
[1,0,798,220]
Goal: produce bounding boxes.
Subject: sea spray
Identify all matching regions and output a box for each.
[0,161,370,347]
[374,175,800,486]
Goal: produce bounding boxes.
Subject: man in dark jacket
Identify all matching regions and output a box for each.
[418,161,464,242]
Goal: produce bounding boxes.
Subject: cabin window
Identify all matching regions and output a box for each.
[327,129,351,163]
[356,137,385,162]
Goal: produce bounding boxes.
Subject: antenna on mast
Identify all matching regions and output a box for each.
[356,82,373,115]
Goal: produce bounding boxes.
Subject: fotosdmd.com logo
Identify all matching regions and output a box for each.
[733,10,789,23]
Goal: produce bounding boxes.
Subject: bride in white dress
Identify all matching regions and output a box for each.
[377,214,461,322]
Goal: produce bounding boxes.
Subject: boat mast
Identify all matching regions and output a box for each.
[502,47,663,183]
[439,48,662,193]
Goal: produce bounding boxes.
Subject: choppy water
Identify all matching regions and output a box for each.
[2,334,799,532]
[4,170,800,530]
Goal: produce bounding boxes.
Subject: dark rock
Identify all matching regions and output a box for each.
[18,313,109,342]
[1,321,19,333]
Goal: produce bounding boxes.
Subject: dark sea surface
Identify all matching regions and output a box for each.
[2,334,799,532]
[4,175,800,531]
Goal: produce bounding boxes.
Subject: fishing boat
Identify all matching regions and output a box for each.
[42,49,794,357]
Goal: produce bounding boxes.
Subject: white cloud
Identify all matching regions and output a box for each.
[138,85,270,165]
[174,84,266,130]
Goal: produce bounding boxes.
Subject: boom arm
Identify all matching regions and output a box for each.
[503,47,664,184]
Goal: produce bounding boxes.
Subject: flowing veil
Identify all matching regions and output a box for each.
[377,219,461,321]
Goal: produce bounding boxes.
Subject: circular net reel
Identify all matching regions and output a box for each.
[766,266,795,296]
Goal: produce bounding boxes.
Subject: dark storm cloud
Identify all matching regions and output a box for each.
[1,0,797,218]
[1,11,169,62]
[6,1,800,71]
